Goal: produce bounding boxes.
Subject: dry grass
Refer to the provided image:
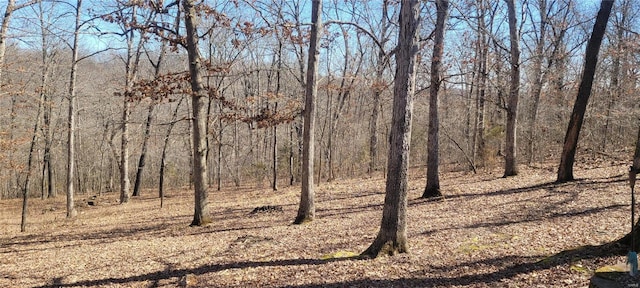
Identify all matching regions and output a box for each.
[1,159,638,287]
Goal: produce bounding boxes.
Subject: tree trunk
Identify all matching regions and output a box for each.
[503,0,521,177]
[159,98,184,208]
[120,4,142,205]
[423,0,448,199]
[183,0,211,226]
[38,2,53,199]
[42,85,54,198]
[603,0,629,151]
[473,0,489,168]
[362,0,420,258]
[527,0,547,165]
[0,0,16,82]
[557,0,613,182]
[368,0,390,176]
[272,40,283,191]
[65,0,82,218]
[289,123,295,185]
[233,119,240,187]
[272,109,278,191]
[217,103,222,191]
[21,65,46,232]
[133,103,155,197]
[294,0,322,225]
[120,86,131,202]
[617,124,640,250]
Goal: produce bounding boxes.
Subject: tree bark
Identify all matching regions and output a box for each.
[503,0,521,177]
[362,0,420,258]
[132,103,154,197]
[423,0,448,199]
[557,0,613,182]
[65,0,82,218]
[120,99,131,203]
[294,0,322,225]
[183,0,211,226]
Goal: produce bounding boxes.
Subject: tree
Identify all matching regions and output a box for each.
[294,0,322,224]
[471,0,490,169]
[362,0,420,258]
[38,0,56,199]
[132,103,154,197]
[368,0,392,176]
[618,124,640,251]
[557,0,614,182]
[0,1,39,81]
[183,0,211,226]
[602,0,634,151]
[65,0,83,218]
[20,0,50,231]
[503,0,521,177]
[526,0,548,165]
[423,0,449,199]
[118,2,136,204]
[524,0,572,164]
[112,1,154,202]
[132,20,168,198]
[159,97,185,208]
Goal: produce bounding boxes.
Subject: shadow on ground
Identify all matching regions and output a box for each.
[34,243,627,288]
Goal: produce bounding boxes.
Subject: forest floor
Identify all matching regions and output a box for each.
[2,156,640,287]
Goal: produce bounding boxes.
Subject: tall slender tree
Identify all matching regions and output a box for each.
[362,0,420,258]
[472,0,490,169]
[526,0,548,165]
[38,0,55,199]
[368,0,391,176]
[557,0,614,182]
[423,0,449,199]
[65,0,83,218]
[183,0,211,226]
[503,0,521,177]
[294,0,322,224]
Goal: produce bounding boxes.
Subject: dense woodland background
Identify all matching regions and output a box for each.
[1,0,638,201]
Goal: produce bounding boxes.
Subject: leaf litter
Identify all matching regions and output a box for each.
[0,159,637,287]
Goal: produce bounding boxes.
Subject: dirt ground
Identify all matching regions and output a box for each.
[2,159,639,287]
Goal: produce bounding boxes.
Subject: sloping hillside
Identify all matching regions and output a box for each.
[0,161,636,287]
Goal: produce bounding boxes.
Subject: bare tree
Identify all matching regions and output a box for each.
[423,0,449,199]
[557,0,614,182]
[368,1,393,176]
[503,0,521,177]
[38,0,56,199]
[183,0,211,226]
[132,103,154,197]
[20,0,52,231]
[116,2,148,203]
[1,1,40,81]
[159,97,185,208]
[65,0,83,218]
[294,0,322,225]
[362,0,420,258]
[471,0,490,169]
[132,41,167,198]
